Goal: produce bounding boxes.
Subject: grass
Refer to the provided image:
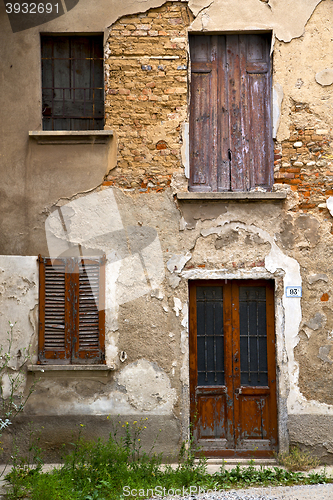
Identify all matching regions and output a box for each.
[4,421,332,500]
[276,445,320,471]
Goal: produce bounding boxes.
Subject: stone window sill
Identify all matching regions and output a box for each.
[176,192,287,201]
[28,364,115,374]
[29,130,114,145]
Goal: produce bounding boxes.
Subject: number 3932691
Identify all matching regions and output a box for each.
[6,3,59,14]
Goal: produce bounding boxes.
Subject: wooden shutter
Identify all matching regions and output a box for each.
[189,36,215,191]
[38,256,105,364]
[242,34,273,190]
[38,257,70,362]
[73,259,105,363]
[189,34,273,192]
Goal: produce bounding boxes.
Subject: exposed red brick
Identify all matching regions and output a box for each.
[156,140,167,150]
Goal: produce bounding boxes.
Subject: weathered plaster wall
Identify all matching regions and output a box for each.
[272,1,333,211]
[0,256,38,364]
[0,255,38,457]
[1,0,333,462]
[175,195,333,461]
[274,0,333,141]
[188,0,322,42]
[0,0,327,253]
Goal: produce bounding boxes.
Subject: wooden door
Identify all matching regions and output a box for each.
[189,280,277,457]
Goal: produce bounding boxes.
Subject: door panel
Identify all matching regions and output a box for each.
[189,280,277,457]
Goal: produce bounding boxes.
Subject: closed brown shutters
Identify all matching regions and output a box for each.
[38,256,105,364]
[189,34,273,192]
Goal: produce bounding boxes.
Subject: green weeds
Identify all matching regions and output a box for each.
[276,445,320,471]
[4,420,332,500]
[0,322,35,438]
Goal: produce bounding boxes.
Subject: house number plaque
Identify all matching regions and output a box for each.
[285,286,302,298]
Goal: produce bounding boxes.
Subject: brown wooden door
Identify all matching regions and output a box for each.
[189,280,277,457]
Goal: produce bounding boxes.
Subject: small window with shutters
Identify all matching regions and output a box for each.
[38,256,105,365]
[41,35,104,131]
[189,33,273,192]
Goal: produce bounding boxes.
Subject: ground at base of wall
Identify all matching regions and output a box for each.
[288,414,333,465]
[0,464,332,500]
[0,414,181,463]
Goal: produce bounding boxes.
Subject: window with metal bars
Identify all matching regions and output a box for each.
[38,256,105,364]
[41,35,104,130]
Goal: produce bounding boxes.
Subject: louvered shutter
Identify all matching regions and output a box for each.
[38,256,105,364]
[73,259,105,363]
[38,257,70,362]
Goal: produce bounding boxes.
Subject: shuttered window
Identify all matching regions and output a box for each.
[41,35,104,131]
[38,256,105,364]
[189,34,273,192]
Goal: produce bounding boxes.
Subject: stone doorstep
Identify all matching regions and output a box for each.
[203,458,278,465]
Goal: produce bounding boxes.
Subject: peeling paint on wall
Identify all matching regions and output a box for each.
[188,0,323,42]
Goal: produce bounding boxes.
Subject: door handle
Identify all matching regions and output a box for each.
[235,387,242,395]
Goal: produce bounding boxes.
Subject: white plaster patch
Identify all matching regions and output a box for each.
[105,334,119,367]
[167,253,192,274]
[181,302,188,329]
[173,297,182,317]
[151,289,164,300]
[0,256,38,366]
[117,359,177,412]
[179,217,187,231]
[1,373,12,400]
[46,188,165,311]
[318,345,333,365]
[315,68,333,86]
[273,82,283,138]
[326,196,333,217]
[46,189,124,255]
[307,274,329,284]
[188,0,322,42]
[105,259,122,336]
[169,275,181,289]
[181,122,189,178]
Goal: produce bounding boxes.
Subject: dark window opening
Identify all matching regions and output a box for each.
[38,256,105,364]
[41,35,104,130]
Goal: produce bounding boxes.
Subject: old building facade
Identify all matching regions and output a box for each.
[0,0,332,462]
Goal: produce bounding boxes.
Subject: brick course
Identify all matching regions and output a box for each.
[104,4,333,208]
[104,2,192,191]
[274,126,333,211]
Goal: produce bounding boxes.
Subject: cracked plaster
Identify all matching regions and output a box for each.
[181,213,333,419]
[1,0,333,458]
[188,0,322,42]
